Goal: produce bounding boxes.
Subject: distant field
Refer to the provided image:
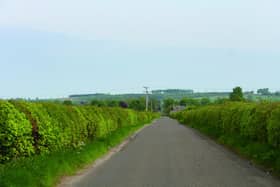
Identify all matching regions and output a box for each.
[64,89,280,104]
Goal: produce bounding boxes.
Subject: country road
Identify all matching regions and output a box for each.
[62,117,280,187]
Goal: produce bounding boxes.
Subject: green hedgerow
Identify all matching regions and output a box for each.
[0,100,34,162]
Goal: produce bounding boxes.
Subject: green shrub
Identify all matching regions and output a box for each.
[173,102,280,147]
[0,100,158,163]
[41,103,76,148]
[76,106,99,140]
[10,101,61,154]
[0,100,34,162]
[171,101,280,174]
[268,106,280,147]
[241,103,277,143]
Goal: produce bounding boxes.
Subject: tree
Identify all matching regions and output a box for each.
[63,100,73,105]
[200,98,211,106]
[106,100,119,107]
[91,100,105,107]
[150,98,161,112]
[179,97,199,107]
[128,98,146,111]
[230,87,244,101]
[119,101,128,108]
[214,98,229,104]
[257,88,270,95]
[163,98,175,114]
[127,97,160,112]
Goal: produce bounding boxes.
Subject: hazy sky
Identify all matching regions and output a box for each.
[0,0,280,98]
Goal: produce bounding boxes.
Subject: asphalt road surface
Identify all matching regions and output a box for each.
[68,117,280,187]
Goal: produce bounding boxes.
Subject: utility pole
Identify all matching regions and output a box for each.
[143,86,149,112]
[150,99,153,112]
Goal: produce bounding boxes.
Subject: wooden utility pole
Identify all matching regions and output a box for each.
[144,86,149,112]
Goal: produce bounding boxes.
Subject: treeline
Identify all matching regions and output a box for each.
[171,101,280,172]
[162,97,212,114]
[257,88,280,96]
[0,100,158,163]
[163,87,254,114]
[89,97,161,112]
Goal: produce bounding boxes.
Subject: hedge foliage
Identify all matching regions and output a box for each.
[0,101,34,162]
[171,102,280,148]
[0,100,158,163]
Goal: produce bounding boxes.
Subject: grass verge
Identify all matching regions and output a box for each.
[0,124,148,187]
[185,123,280,177]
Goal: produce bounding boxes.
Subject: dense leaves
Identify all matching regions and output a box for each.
[268,107,280,147]
[0,101,34,162]
[0,100,158,163]
[172,102,280,148]
[229,87,244,101]
[171,102,280,174]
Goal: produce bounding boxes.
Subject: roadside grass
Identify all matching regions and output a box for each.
[188,123,280,176]
[0,124,147,187]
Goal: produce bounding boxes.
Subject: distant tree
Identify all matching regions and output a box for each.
[179,98,188,106]
[179,97,199,107]
[119,101,128,108]
[98,100,106,107]
[91,100,99,106]
[106,100,119,107]
[163,98,175,114]
[128,98,146,111]
[257,88,270,95]
[150,98,161,112]
[245,91,254,94]
[91,100,105,107]
[229,87,244,101]
[200,98,211,106]
[214,98,229,104]
[246,95,254,102]
[63,100,73,105]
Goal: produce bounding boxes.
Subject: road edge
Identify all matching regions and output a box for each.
[58,119,158,187]
[172,118,280,180]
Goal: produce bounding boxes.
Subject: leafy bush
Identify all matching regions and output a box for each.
[268,106,280,147]
[172,102,280,148]
[10,101,61,154]
[0,100,34,162]
[171,101,280,174]
[0,100,158,163]
[241,103,277,143]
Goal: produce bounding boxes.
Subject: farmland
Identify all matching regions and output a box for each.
[66,89,280,105]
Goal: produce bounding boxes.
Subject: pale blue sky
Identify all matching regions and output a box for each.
[0,0,280,98]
